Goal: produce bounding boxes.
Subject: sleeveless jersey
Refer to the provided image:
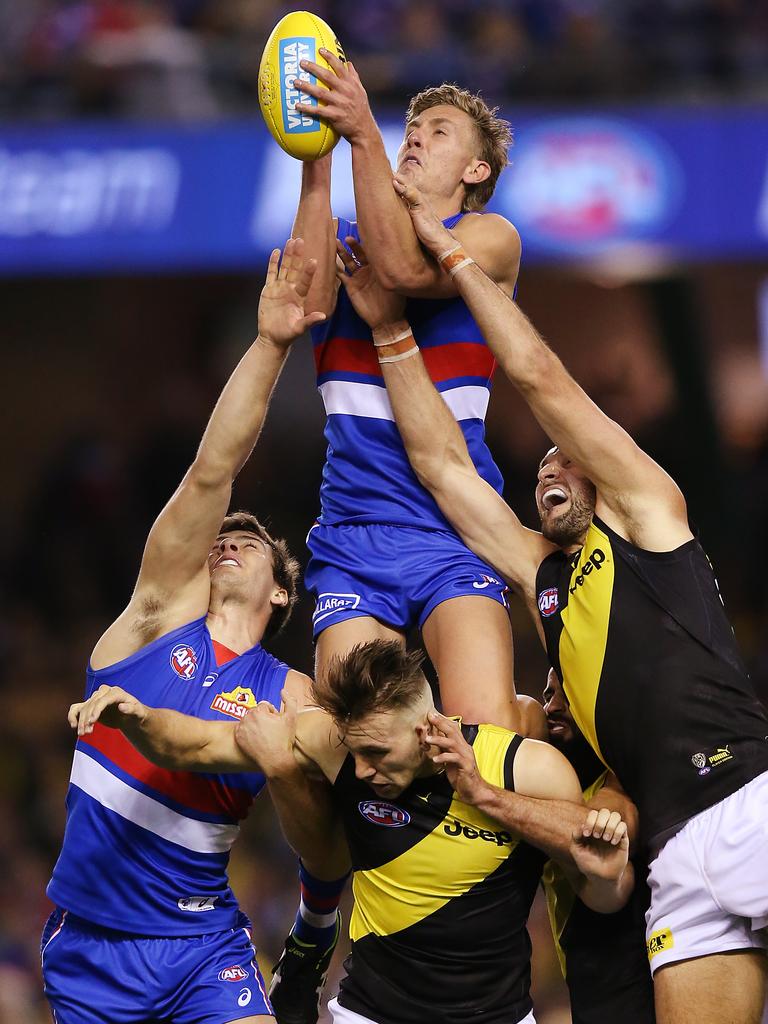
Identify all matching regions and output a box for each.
[47,617,289,935]
[535,516,768,846]
[543,751,655,1024]
[333,724,544,1024]
[311,215,504,528]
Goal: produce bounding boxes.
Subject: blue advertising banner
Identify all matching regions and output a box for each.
[0,107,766,274]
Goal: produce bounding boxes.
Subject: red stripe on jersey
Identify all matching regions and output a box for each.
[80,723,253,821]
[315,337,495,384]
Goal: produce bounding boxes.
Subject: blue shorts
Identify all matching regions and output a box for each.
[305,522,508,638]
[41,908,272,1024]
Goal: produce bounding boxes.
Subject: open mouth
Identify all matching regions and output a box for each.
[213,557,240,570]
[402,155,421,167]
[541,487,568,512]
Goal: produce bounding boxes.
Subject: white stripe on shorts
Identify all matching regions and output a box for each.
[327,996,535,1024]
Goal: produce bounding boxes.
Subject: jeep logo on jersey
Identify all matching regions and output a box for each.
[569,548,607,594]
[538,587,559,617]
[211,686,258,720]
[313,592,360,625]
[177,896,218,912]
[358,800,411,827]
[170,644,198,680]
[218,965,249,983]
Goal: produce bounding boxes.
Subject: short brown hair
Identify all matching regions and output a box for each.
[406,84,512,211]
[312,640,427,724]
[219,511,299,639]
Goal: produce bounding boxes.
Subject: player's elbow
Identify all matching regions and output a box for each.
[375,259,432,294]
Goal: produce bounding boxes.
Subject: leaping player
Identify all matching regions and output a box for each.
[41,241,349,1024]
[290,63,534,734]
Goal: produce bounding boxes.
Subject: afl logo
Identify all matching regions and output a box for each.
[170,644,198,680]
[358,800,410,827]
[218,965,248,983]
[538,588,559,617]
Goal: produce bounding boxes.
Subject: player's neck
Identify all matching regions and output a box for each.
[205,604,267,656]
[422,186,464,222]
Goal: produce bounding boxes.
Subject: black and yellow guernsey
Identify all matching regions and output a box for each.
[536,515,768,846]
[543,739,655,1024]
[333,724,544,1024]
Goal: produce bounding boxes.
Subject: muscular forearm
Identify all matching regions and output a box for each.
[475,783,590,864]
[475,783,630,912]
[123,708,248,772]
[192,335,288,487]
[352,133,436,291]
[268,765,351,880]
[374,321,475,488]
[292,159,337,316]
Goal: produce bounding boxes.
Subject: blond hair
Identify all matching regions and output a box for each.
[406,84,512,211]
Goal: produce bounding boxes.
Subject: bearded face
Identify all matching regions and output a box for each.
[535,449,597,548]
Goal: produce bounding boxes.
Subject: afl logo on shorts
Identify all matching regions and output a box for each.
[170,644,198,680]
[358,800,411,827]
[538,588,559,617]
[218,965,249,983]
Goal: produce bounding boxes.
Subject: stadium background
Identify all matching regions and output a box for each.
[2,1,768,1020]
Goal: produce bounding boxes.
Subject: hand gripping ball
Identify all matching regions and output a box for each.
[258,11,346,161]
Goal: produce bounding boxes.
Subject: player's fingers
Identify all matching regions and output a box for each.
[428,709,459,734]
[298,312,327,332]
[601,811,623,844]
[298,59,337,87]
[432,752,462,766]
[293,256,317,299]
[392,176,422,207]
[611,820,628,846]
[335,241,358,275]
[68,703,84,728]
[318,48,347,76]
[582,808,599,837]
[588,807,612,839]
[266,247,281,286]
[425,732,454,749]
[346,238,369,267]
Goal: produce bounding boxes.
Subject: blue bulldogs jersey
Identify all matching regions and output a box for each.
[47,617,289,935]
[311,215,504,529]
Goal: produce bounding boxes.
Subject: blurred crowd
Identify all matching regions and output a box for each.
[1,0,767,122]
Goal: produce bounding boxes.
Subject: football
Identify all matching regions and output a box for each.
[258,11,346,161]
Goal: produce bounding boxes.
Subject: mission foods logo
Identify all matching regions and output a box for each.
[358,801,411,827]
[508,119,681,248]
[211,686,258,720]
[280,38,319,133]
[170,644,198,680]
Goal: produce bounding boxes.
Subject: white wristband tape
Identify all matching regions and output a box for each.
[437,243,461,263]
[372,328,413,348]
[378,347,419,364]
[448,257,475,277]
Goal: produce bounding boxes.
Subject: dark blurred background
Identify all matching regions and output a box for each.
[2,2,768,1021]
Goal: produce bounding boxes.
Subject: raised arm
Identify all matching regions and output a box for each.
[335,240,553,601]
[293,53,519,298]
[427,712,633,914]
[91,241,326,668]
[395,178,692,551]
[292,156,339,317]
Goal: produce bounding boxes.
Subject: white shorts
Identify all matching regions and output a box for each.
[327,996,536,1024]
[645,770,768,975]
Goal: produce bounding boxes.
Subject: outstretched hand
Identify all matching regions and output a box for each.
[392,177,455,257]
[258,238,327,349]
[68,684,148,736]
[335,237,405,330]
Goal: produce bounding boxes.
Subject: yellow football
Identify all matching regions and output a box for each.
[258,11,346,161]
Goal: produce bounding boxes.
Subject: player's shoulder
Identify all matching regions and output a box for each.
[455,211,520,245]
